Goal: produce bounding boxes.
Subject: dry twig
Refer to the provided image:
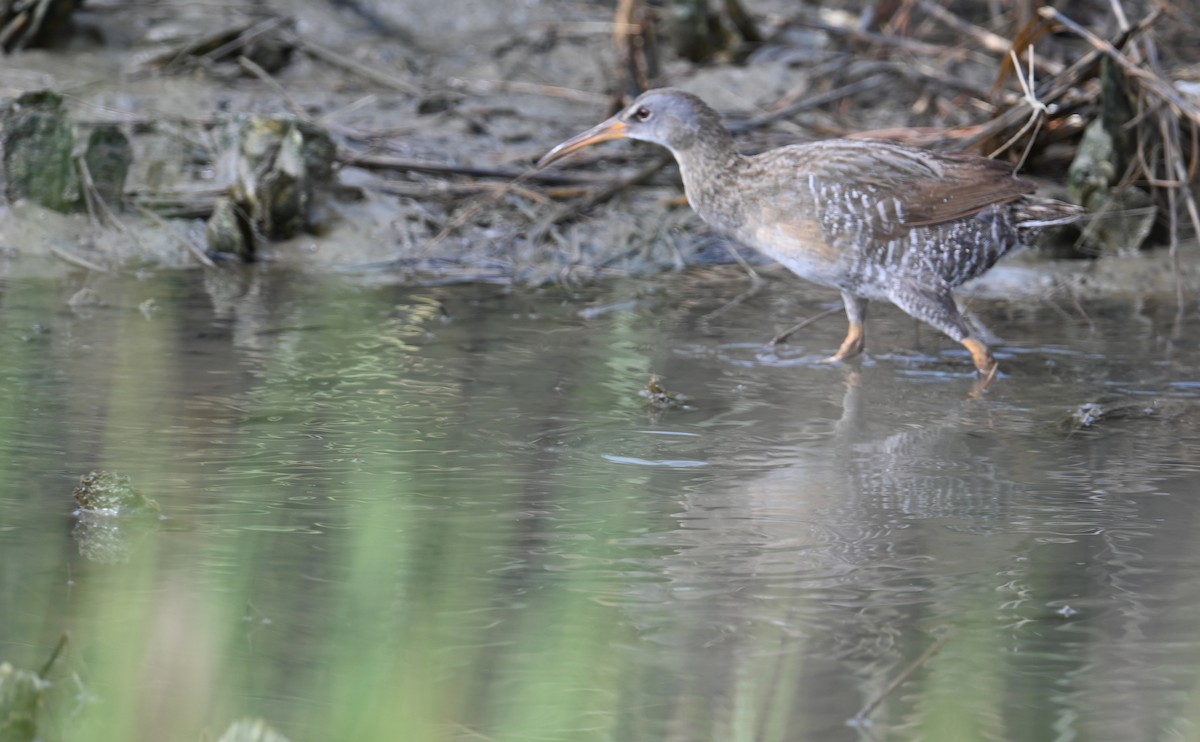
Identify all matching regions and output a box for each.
[1040,8,1196,124]
[343,151,610,186]
[237,55,311,121]
[75,157,127,232]
[134,204,218,269]
[283,32,421,95]
[851,633,954,725]
[48,245,109,273]
[768,306,845,346]
[988,47,1049,170]
[525,153,674,248]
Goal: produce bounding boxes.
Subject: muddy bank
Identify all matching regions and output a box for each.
[0,0,1197,302]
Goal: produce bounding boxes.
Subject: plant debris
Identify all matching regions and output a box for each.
[1062,397,1166,433]
[640,374,691,411]
[206,115,337,261]
[0,0,79,53]
[139,18,296,78]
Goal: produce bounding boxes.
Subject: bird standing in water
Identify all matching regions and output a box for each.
[537,88,1082,377]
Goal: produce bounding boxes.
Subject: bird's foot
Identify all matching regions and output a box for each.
[961,336,997,376]
[968,363,999,399]
[824,322,865,363]
[962,336,999,397]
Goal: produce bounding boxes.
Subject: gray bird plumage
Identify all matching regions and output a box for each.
[539,88,1084,375]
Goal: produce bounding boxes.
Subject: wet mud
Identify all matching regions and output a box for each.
[0,0,1196,302]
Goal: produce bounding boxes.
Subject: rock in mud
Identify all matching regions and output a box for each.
[206,115,337,260]
[72,471,162,564]
[72,470,161,517]
[2,90,78,212]
[83,125,133,210]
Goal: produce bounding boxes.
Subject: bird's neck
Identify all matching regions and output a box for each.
[674,137,747,233]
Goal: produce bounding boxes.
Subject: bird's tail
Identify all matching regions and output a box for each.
[1014,198,1086,233]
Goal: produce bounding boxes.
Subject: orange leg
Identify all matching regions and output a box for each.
[825,292,867,363]
[827,321,865,362]
[961,335,998,378]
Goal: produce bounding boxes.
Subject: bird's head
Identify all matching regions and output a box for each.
[537,88,724,168]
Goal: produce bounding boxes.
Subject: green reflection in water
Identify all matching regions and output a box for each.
[0,270,1198,742]
[35,273,673,741]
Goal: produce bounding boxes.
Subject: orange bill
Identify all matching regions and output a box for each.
[536,118,628,169]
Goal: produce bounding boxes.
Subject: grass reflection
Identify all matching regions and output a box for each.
[1,272,1199,741]
[1,273,673,741]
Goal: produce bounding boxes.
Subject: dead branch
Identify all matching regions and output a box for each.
[733,74,893,133]
[376,179,550,204]
[852,633,954,725]
[443,79,608,104]
[237,55,311,121]
[282,31,421,95]
[48,245,109,273]
[525,153,674,245]
[342,151,613,187]
[134,204,218,269]
[915,0,1055,66]
[1040,7,1197,124]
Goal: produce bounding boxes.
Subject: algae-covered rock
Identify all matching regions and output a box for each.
[72,471,162,564]
[83,125,133,210]
[206,196,256,262]
[2,90,78,212]
[206,115,337,260]
[1078,186,1156,255]
[1067,58,1156,254]
[640,374,692,411]
[257,124,309,240]
[72,471,161,517]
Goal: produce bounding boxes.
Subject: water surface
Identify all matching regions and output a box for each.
[0,267,1197,741]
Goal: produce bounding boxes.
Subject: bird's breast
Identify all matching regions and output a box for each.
[722,201,843,284]
[679,156,852,288]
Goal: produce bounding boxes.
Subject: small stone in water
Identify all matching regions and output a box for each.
[72,471,161,517]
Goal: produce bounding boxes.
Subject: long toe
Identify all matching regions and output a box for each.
[824,348,859,364]
[826,322,865,363]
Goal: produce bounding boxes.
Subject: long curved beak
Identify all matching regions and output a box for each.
[536,117,628,169]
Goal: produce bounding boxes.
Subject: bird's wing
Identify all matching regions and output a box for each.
[751,139,1036,235]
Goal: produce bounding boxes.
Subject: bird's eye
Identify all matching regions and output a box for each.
[634,106,652,122]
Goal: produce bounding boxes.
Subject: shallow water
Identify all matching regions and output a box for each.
[0,267,1198,741]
